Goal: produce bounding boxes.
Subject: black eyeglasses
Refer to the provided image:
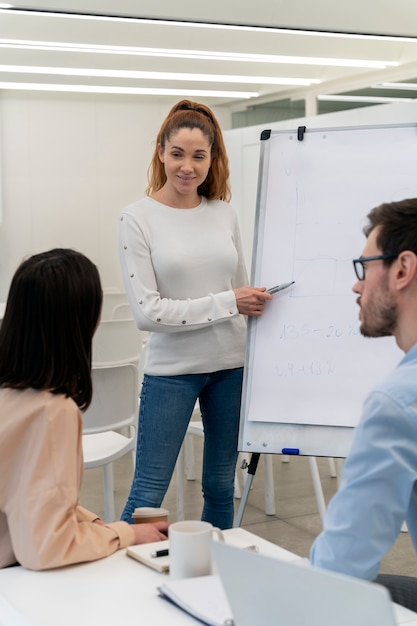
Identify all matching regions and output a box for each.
[352,253,399,281]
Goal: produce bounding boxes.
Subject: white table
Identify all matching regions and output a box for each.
[1,528,417,626]
[0,529,293,626]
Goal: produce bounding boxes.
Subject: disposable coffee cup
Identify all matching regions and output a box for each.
[132,507,169,524]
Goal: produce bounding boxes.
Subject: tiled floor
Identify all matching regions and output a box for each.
[80,436,417,576]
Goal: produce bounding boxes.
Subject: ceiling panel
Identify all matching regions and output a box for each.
[7,0,417,37]
[1,1,417,111]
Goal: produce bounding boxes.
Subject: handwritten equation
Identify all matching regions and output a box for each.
[275,359,335,378]
[278,321,361,341]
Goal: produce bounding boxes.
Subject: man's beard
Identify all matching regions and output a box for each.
[358,281,397,338]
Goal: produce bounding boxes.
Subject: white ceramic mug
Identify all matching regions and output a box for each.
[169,520,224,580]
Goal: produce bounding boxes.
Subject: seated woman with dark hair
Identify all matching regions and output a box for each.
[0,249,168,570]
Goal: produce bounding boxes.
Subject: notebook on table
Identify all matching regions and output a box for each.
[127,529,259,575]
[211,541,415,626]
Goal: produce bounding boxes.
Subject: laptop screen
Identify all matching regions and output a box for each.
[211,542,397,626]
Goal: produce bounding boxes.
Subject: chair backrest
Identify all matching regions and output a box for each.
[82,363,139,434]
[92,319,143,366]
[101,292,128,320]
[110,302,134,320]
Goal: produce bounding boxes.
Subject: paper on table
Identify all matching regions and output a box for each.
[126,532,259,574]
[158,575,234,626]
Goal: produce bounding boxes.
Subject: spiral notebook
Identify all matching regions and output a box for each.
[126,530,258,575]
[158,575,233,626]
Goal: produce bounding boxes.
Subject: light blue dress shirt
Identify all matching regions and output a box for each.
[311,342,417,581]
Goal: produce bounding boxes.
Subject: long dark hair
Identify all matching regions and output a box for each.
[0,248,102,410]
[146,99,231,201]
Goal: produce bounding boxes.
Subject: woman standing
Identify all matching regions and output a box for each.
[119,100,271,528]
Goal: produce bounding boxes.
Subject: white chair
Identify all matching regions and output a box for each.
[279,454,338,523]
[92,319,146,367]
[101,291,128,320]
[110,302,134,320]
[82,363,139,523]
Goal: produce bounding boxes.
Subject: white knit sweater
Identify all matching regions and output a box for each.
[119,196,248,375]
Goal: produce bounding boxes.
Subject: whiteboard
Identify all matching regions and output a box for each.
[238,123,417,458]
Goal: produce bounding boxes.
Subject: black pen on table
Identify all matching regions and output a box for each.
[151,548,169,558]
[267,280,295,295]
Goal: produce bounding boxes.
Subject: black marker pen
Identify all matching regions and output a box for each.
[151,548,169,558]
[267,280,295,295]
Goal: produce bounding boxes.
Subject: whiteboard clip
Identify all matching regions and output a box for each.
[297,126,307,141]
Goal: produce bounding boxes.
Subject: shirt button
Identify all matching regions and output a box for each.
[208,317,212,321]
[229,310,233,315]
[139,300,143,305]
[156,318,161,322]
[182,320,186,324]
[130,273,134,278]
[124,245,127,250]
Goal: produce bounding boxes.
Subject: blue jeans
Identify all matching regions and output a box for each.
[121,367,243,529]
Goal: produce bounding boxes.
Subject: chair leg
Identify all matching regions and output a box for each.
[263,455,276,515]
[328,457,337,478]
[234,457,242,499]
[308,457,326,525]
[336,458,345,489]
[184,433,196,480]
[176,445,185,521]
[102,463,115,523]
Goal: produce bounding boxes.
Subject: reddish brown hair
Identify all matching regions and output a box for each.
[146,100,231,202]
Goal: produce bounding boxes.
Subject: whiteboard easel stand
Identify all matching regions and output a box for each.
[238,452,276,516]
[234,122,416,529]
[233,453,261,527]
[233,452,327,528]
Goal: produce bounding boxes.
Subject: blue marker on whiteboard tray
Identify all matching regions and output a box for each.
[281,448,300,455]
[267,281,295,295]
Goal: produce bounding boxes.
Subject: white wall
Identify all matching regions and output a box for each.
[224,101,417,275]
[0,92,231,299]
[1,91,416,301]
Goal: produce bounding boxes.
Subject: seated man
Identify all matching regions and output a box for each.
[310,197,417,611]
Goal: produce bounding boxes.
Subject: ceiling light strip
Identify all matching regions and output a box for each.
[0,81,257,98]
[373,82,417,91]
[318,94,414,103]
[0,64,320,86]
[0,39,397,69]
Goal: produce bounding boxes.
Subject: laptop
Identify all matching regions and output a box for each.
[211,542,408,626]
